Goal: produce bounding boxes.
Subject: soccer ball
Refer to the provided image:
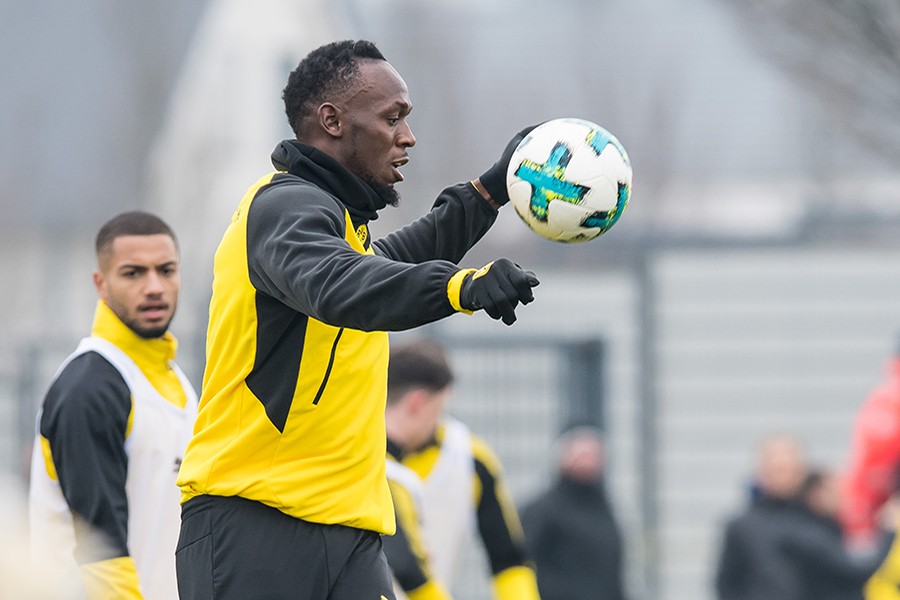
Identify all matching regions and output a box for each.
[506,118,632,243]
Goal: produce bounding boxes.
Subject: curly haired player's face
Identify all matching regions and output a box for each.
[93,234,180,338]
[337,60,415,201]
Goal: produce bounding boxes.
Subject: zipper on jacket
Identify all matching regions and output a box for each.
[312,328,344,405]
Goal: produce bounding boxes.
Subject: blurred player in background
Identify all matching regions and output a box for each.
[29,211,198,599]
[384,339,454,600]
[174,39,539,600]
[521,426,628,600]
[842,341,900,599]
[385,339,540,600]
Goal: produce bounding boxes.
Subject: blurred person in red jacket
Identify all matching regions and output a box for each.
[842,341,900,599]
[843,343,900,549]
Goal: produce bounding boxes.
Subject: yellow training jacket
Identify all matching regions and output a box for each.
[177,140,498,533]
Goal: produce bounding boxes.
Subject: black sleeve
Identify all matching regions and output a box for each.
[782,523,893,586]
[606,519,628,600]
[373,182,497,264]
[382,477,431,592]
[382,518,428,592]
[246,182,478,332]
[519,499,543,560]
[714,520,746,600]
[39,352,132,564]
[473,457,531,575]
[520,497,554,571]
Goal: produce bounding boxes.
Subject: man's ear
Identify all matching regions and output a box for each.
[93,270,107,300]
[405,389,429,415]
[318,103,342,138]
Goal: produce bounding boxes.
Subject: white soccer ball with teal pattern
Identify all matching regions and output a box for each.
[506,118,632,243]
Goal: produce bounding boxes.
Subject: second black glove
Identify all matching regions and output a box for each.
[459,258,540,326]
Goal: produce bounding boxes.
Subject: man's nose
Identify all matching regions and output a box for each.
[398,121,416,148]
[144,271,165,295]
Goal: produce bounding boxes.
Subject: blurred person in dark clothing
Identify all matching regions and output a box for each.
[521,426,627,600]
[715,433,810,600]
[781,468,892,600]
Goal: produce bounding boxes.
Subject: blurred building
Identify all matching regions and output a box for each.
[2,1,900,599]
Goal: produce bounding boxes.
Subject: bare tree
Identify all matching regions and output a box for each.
[727,0,900,162]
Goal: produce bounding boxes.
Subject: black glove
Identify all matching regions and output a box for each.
[478,125,540,206]
[460,258,540,326]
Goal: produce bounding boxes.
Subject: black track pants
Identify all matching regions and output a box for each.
[176,495,397,600]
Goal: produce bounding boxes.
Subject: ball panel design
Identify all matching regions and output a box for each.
[506,117,631,243]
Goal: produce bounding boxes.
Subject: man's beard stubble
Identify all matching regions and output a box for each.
[361,173,400,208]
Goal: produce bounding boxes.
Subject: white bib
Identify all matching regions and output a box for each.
[29,336,197,600]
[419,416,476,587]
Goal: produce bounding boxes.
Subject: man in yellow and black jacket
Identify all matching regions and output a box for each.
[175,39,539,600]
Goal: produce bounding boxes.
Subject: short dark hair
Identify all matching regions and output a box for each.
[387,339,454,404]
[282,39,386,137]
[95,211,177,258]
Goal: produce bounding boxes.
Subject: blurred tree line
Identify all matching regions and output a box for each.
[727,0,900,163]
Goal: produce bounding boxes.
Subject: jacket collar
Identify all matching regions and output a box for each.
[90,300,178,369]
[271,139,386,223]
